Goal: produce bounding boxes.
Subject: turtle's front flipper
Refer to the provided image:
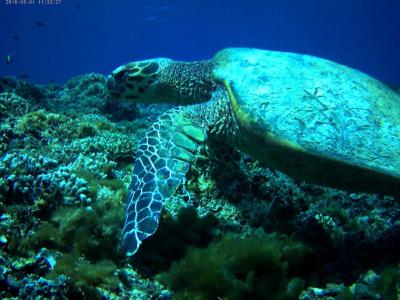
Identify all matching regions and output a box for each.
[122,108,206,256]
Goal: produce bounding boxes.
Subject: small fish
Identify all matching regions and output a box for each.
[5,54,14,64]
[12,34,20,40]
[18,74,29,79]
[76,4,80,9]
[36,21,44,27]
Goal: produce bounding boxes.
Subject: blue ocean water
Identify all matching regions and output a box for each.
[1,0,399,84]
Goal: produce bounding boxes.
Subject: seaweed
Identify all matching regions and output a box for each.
[372,267,400,299]
[132,207,218,275]
[157,233,322,300]
[48,253,119,292]
[73,169,125,200]
[32,195,124,262]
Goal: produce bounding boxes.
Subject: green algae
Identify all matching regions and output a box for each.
[158,233,321,300]
[17,110,66,138]
[33,198,124,262]
[372,267,400,299]
[73,169,126,200]
[48,253,119,291]
[132,207,218,275]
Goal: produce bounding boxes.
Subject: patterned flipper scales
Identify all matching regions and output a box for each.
[122,108,206,256]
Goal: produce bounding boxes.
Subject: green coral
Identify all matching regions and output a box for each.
[158,233,321,300]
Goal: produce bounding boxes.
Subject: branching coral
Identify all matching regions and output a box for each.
[0,92,31,120]
[64,131,137,162]
[0,152,91,206]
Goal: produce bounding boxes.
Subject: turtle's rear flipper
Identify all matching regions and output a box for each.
[122,108,206,256]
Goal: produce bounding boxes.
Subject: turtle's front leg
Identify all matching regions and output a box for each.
[122,107,206,256]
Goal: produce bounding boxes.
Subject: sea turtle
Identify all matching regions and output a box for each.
[107,48,400,256]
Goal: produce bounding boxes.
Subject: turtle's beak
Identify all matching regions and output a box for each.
[106,66,129,99]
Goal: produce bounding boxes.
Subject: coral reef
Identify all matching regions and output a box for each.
[0,74,399,299]
[64,131,137,162]
[0,92,31,120]
[0,152,91,206]
[0,77,48,105]
[0,75,163,299]
[56,73,108,114]
[300,268,400,299]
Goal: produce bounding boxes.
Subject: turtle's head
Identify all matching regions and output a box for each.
[108,57,215,104]
[107,58,171,103]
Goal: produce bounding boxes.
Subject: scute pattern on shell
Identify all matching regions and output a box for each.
[213,48,400,183]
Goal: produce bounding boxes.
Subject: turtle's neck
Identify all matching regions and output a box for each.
[159,60,217,105]
[186,86,241,148]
